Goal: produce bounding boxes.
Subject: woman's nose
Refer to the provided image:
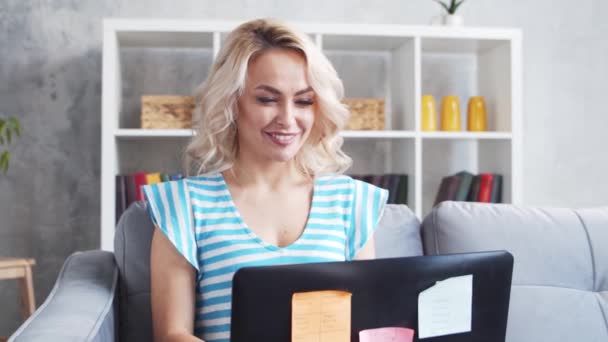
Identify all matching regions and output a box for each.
[275,101,296,127]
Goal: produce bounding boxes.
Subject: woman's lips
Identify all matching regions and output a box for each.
[264,131,299,146]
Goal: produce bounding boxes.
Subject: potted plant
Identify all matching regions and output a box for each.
[433,0,467,26]
[0,114,22,173]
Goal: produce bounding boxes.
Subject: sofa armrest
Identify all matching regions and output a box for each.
[9,250,119,342]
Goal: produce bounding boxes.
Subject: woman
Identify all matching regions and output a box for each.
[142,18,388,342]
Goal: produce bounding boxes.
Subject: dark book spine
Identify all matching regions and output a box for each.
[115,175,126,224]
[491,174,503,203]
[380,174,391,192]
[445,175,462,201]
[396,174,408,205]
[467,175,481,202]
[387,174,400,204]
[370,174,384,188]
[454,171,474,201]
[125,174,137,207]
[435,175,460,206]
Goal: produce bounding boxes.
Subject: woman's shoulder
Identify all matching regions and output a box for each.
[315,173,354,186]
[144,172,225,194]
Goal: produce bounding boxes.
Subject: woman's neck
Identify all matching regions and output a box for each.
[225,158,311,190]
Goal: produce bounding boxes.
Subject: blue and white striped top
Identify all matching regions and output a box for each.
[142,172,388,342]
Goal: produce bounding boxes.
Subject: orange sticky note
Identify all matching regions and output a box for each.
[359,327,415,342]
[292,290,352,342]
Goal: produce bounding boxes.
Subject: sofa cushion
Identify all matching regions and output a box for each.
[374,204,422,258]
[114,201,154,342]
[421,201,608,342]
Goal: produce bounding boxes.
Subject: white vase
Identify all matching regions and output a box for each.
[443,14,464,26]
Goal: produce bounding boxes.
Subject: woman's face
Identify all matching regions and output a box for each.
[235,48,316,164]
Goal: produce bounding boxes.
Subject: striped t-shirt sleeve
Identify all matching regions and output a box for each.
[346,179,389,260]
[142,180,200,273]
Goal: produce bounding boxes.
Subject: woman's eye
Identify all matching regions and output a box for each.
[256,97,277,104]
[296,99,314,106]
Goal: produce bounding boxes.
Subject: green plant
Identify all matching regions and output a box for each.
[433,0,466,14]
[0,114,22,173]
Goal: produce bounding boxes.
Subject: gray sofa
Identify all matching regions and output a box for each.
[9,201,608,341]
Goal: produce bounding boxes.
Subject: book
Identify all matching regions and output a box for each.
[478,173,494,202]
[124,174,135,208]
[370,174,384,188]
[169,172,184,181]
[434,175,461,206]
[454,171,474,201]
[115,175,127,224]
[380,174,391,192]
[490,174,503,203]
[467,175,481,202]
[395,174,408,205]
[161,173,171,182]
[387,174,401,204]
[146,172,162,185]
[362,175,374,185]
[133,172,148,202]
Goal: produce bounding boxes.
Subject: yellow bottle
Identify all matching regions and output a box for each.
[440,95,461,131]
[421,95,437,131]
[467,96,487,131]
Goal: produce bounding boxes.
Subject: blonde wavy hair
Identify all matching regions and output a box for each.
[184,18,352,177]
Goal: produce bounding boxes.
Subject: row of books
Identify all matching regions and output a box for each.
[434,171,503,206]
[350,174,408,205]
[115,172,184,223]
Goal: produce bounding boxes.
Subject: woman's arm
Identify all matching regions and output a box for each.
[354,236,376,260]
[150,225,204,342]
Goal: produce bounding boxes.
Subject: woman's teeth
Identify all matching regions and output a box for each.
[269,133,293,141]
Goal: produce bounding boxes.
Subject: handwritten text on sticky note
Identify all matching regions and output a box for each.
[418,274,473,339]
[292,290,352,342]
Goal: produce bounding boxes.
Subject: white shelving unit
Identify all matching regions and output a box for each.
[102,19,522,251]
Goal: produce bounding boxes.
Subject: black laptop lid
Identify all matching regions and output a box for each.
[231,251,513,342]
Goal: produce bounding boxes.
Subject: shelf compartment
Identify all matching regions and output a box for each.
[421,139,512,217]
[118,47,213,129]
[343,139,416,210]
[421,37,512,133]
[117,138,191,176]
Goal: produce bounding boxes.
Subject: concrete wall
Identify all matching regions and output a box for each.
[1,0,607,335]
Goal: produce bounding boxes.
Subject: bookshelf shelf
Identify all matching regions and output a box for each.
[115,128,194,138]
[420,131,512,140]
[101,19,522,251]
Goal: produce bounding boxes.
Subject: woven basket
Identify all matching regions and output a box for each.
[141,95,195,129]
[343,98,385,130]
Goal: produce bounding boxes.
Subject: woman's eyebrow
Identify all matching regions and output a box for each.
[255,85,313,96]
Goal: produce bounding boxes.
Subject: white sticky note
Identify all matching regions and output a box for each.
[418,274,473,339]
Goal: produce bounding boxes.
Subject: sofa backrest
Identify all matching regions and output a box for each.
[421,201,608,342]
[113,202,421,340]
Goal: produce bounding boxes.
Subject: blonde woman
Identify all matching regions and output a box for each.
[142,18,388,342]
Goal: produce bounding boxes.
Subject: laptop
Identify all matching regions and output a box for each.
[231,251,513,342]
